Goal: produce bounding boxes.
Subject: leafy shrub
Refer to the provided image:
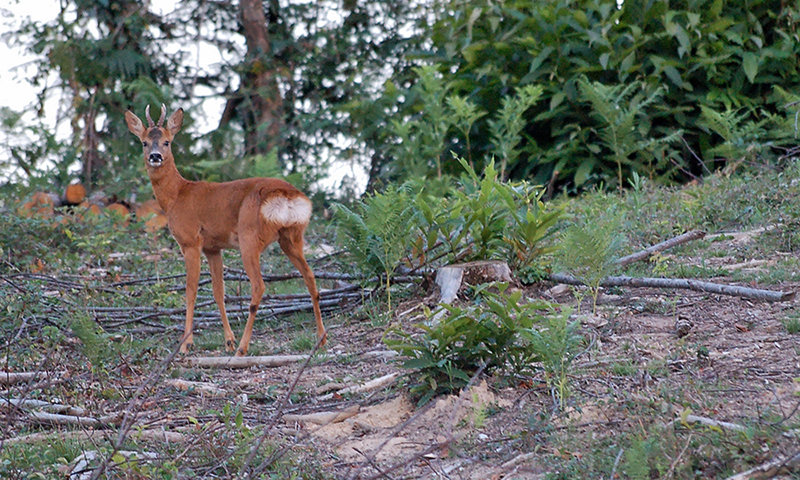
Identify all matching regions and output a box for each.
[415,158,562,268]
[385,286,580,405]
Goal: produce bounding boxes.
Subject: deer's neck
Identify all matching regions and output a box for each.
[148,162,187,214]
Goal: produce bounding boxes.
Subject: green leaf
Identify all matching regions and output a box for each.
[742,52,759,83]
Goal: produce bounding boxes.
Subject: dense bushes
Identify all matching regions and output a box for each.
[350,0,800,191]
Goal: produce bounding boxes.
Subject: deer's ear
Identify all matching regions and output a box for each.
[167,108,184,136]
[125,111,146,138]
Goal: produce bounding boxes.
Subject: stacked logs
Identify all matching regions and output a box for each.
[17,184,167,232]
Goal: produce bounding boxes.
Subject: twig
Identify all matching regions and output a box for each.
[240,335,326,478]
[677,414,747,433]
[89,338,185,480]
[724,450,800,480]
[615,230,706,267]
[664,434,693,479]
[548,273,794,302]
[317,372,400,401]
[610,447,624,479]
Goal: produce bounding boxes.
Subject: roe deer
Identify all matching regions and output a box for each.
[125,104,326,356]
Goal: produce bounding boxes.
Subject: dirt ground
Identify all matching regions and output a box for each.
[10,231,798,479]
[157,237,800,479]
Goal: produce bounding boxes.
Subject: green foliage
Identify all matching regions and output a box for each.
[332,184,416,310]
[71,315,114,368]
[698,105,771,164]
[520,307,582,408]
[488,85,544,179]
[384,287,551,404]
[578,78,683,188]
[414,158,562,267]
[557,208,626,312]
[358,0,800,191]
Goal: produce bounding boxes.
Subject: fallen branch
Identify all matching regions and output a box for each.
[318,372,400,401]
[25,410,122,428]
[1,398,85,416]
[181,354,319,369]
[615,230,706,267]
[0,371,62,385]
[724,450,800,480]
[2,428,186,446]
[676,414,747,433]
[282,405,360,425]
[164,378,226,396]
[548,273,794,302]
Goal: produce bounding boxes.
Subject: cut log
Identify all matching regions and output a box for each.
[135,199,168,232]
[18,192,60,218]
[105,203,131,226]
[63,183,87,205]
[435,260,513,304]
[78,202,103,220]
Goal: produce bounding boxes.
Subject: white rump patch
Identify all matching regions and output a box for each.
[260,196,312,225]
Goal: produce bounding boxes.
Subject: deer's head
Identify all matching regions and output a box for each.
[125,104,184,169]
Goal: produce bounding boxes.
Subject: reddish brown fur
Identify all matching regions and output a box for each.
[125,105,326,356]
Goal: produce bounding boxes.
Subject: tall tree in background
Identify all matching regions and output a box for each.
[219,0,284,156]
[6,0,426,195]
[15,0,177,189]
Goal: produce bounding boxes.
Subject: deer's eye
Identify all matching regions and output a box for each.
[142,141,148,147]
[164,141,170,147]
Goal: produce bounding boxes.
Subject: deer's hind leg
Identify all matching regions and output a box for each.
[278,225,326,346]
[205,249,237,352]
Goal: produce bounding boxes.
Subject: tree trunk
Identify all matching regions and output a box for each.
[81,102,104,187]
[233,0,283,156]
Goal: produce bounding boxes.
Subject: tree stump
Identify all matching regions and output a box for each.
[435,260,513,304]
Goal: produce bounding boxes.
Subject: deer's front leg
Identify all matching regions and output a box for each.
[181,245,202,353]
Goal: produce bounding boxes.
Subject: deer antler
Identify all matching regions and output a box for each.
[145,105,155,127]
[157,104,167,127]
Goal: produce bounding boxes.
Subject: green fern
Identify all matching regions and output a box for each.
[71,315,113,368]
[557,209,625,313]
[488,85,543,179]
[698,105,769,163]
[333,184,415,311]
[579,78,682,188]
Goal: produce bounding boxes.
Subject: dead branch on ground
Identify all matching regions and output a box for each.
[549,273,794,302]
[614,229,706,267]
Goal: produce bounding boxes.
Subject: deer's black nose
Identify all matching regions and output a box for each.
[149,153,163,164]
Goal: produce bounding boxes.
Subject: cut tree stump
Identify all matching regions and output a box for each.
[435,260,513,304]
